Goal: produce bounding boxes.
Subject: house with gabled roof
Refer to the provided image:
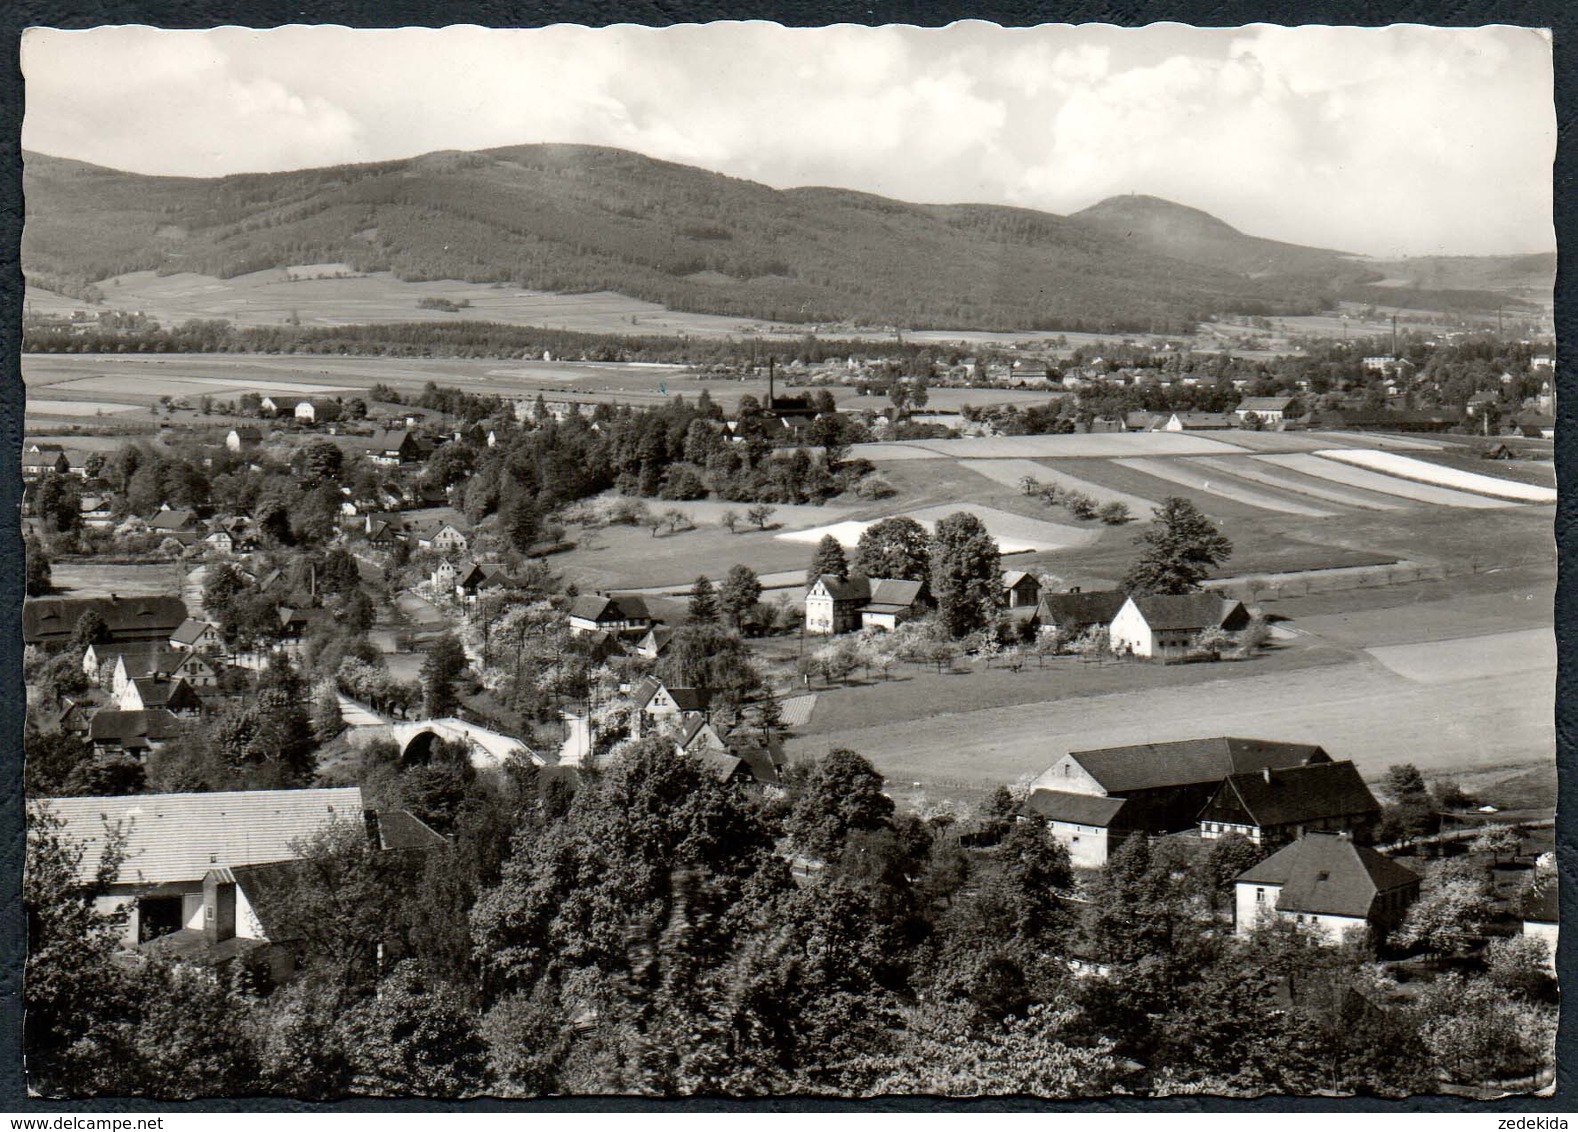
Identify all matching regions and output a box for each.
[147,508,199,535]
[117,674,204,716]
[1234,832,1421,941]
[1002,570,1042,610]
[414,518,470,554]
[86,708,187,757]
[25,595,190,648]
[170,617,224,655]
[1161,411,1236,431]
[225,427,263,453]
[629,676,713,739]
[455,561,517,602]
[1198,761,1381,846]
[362,428,421,467]
[633,625,675,660]
[805,574,926,634]
[1026,737,1332,868]
[22,448,72,480]
[569,593,656,636]
[1233,396,1296,423]
[1036,588,1128,639]
[1109,594,1251,659]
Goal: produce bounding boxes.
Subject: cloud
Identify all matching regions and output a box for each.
[19,23,1554,256]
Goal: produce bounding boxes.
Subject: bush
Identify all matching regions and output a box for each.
[855,474,896,500]
[1097,501,1132,525]
[1063,492,1097,520]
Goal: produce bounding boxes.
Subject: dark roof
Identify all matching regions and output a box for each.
[1198,761,1380,829]
[1070,737,1331,795]
[364,428,415,452]
[87,708,184,744]
[171,618,218,646]
[128,676,201,710]
[1237,833,1420,918]
[811,574,870,602]
[1124,594,1246,632]
[138,928,271,965]
[693,749,745,782]
[24,595,190,644]
[1024,790,1129,827]
[371,809,448,852]
[148,509,198,531]
[729,737,789,786]
[667,687,713,713]
[1237,397,1296,413]
[1038,590,1127,629]
[569,593,653,623]
[865,578,924,608]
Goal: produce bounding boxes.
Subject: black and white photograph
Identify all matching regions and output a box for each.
[11,19,1561,1102]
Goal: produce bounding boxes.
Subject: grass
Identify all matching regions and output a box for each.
[46,559,185,597]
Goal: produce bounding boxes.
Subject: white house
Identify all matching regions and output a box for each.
[1234,833,1420,942]
[1108,594,1250,659]
[415,519,470,554]
[805,574,924,634]
[1233,396,1295,423]
[293,400,318,423]
[170,617,224,654]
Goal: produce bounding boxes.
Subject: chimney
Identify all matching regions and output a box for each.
[1262,766,1273,785]
[1070,586,1081,594]
[364,808,383,849]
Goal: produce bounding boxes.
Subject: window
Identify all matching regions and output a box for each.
[1255,887,1265,904]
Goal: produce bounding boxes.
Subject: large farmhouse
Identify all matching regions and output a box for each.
[1198,761,1381,846]
[1108,594,1251,659]
[1025,737,1332,867]
[804,574,925,634]
[25,595,191,649]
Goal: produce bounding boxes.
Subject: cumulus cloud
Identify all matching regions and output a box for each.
[19,22,1554,256]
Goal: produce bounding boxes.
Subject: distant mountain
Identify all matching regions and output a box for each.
[20,146,1548,333]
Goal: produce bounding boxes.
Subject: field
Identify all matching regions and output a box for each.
[47,560,186,599]
[1253,453,1516,509]
[1315,448,1558,503]
[20,353,1058,430]
[787,595,1555,795]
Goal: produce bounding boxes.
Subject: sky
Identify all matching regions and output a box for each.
[20,22,1556,258]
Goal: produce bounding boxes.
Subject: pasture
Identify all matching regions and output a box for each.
[47,560,187,599]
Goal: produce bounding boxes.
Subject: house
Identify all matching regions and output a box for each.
[79,496,116,528]
[1109,594,1251,659]
[455,561,517,602]
[204,529,235,556]
[170,618,224,655]
[1234,833,1421,941]
[804,574,925,634]
[225,427,263,453]
[1197,761,1381,846]
[362,429,421,467]
[1002,570,1042,610]
[431,559,460,591]
[568,593,656,636]
[57,698,92,738]
[277,606,331,644]
[677,720,790,791]
[37,787,365,948]
[259,397,282,417]
[633,625,675,660]
[1362,356,1399,373]
[1124,411,1167,432]
[1516,412,1556,440]
[24,595,190,648]
[87,708,186,757]
[1161,412,1235,431]
[1234,397,1295,424]
[21,448,72,480]
[118,674,204,716]
[1026,737,1333,868]
[147,508,199,535]
[630,676,712,738]
[1036,589,1127,639]
[97,645,217,693]
[414,518,470,554]
[1521,880,1558,970]
[293,400,319,423]
[363,517,402,547]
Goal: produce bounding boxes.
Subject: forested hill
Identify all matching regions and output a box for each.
[20,145,1544,332]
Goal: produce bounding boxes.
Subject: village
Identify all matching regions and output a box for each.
[19,317,1560,1098]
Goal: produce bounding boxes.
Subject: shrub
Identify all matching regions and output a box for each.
[855,474,896,500]
[1097,501,1132,525]
[1063,492,1097,520]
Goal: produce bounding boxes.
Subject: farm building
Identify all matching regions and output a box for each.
[1025,737,1332,868]
[1109,594,1251,659]
[1036,589,1127,638]
[117,674,204,716]
[362,429,421,467]
[1233,397,1296,423]
[86,708,186,757]
[22,448,72,479]
[1196,761,1381,846]
[25,594,190,648]
[455,561,519,602]
[86,643,217,693]
[414,519,470,554]
[1161,412,1235,431]
[569,593,657,636]
[630,676,713,739]
[170,617,224,654]
[1002,570,1042,609]
[1234,833,1420,941]
[805,574,926,634]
